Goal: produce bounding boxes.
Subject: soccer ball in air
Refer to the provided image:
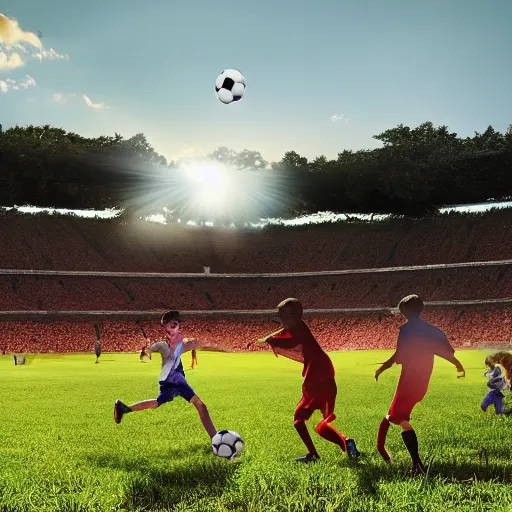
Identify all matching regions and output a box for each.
[215,69,246,105]
[212,430,245,459]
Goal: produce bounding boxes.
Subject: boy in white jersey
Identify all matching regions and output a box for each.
[114,311,225,439]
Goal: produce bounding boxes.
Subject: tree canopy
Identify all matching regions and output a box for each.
[0,121,511,221]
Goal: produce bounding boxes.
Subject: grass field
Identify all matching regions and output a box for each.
[1,350,511,512]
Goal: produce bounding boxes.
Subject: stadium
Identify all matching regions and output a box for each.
[1,205,512,511]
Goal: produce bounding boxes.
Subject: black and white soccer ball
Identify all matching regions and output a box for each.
[211,430,245,459]
[215,69,246,105]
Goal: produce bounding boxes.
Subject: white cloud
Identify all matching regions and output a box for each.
[0,51,23,69]
[83,94,108,110]
[0,74,36,93]
[34,47,69,62]
[0,13,42,48]
[0,14,68,70]
[331,114,350,123]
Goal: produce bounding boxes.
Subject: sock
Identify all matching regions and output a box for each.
[377,417,391,462]
[401,429,422,467]
[315,421,347,451]
[294,420,318,456]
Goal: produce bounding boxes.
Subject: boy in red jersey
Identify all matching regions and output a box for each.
[375,295,465,475]
[255,298,359,463]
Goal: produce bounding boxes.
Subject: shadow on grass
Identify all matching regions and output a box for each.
[86,446,237,510]
[332,450,512,495]
[85,442,211,472]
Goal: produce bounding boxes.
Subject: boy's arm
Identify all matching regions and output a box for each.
[257,329,300,350]
[148,341,166,355]
[182,339,231,353]
[433,333,465,378]
[375,352,397,381]
[442,353,466,378]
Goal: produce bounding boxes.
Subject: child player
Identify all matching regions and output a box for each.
[253,298,359,463]
[375,295,465,475]
[114,311,227,440]
[94,339,101,364]
[139,343,151,362]
[190,348,198,370]
[481,355,510,415]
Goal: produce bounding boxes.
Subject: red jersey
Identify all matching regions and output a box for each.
[265,321,335,384]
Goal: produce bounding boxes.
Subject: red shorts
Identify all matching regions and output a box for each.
[388,372,430,424]
[294,379,337,421]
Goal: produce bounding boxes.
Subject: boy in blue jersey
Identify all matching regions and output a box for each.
[114,311,226,439]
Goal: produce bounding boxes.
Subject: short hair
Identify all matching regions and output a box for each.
[398,295,424,317]
[161,310,182,326]
[277,298,303,316]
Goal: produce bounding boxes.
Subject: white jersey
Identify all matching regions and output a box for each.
[149,339,184,382]
[484,364,508,391]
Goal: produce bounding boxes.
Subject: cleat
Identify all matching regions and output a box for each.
[114,399,129,424]
[295,453,320,463]
[346,439,360,461]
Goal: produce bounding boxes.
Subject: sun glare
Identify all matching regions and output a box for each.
[123,157,292,225]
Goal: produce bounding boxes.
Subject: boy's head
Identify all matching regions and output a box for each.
[398,295,424,319]
[485,355,495,368]
[161,310,182,336]
[277,298,303,329]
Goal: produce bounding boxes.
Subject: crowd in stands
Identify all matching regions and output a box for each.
[1,307,511,355]
[0,210,511,273]
[0,265,510,312]
[0,210,510,355]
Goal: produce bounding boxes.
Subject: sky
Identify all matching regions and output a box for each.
[0,0,511,164]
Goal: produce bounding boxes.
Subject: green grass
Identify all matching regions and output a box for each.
[0,350,511,512]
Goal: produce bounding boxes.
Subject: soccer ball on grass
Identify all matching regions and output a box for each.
[212,430,245,460]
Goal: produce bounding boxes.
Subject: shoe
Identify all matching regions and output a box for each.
[114,399,129,424]
[411,462,426,476]
[346,439,360,461]
[295,453,320,463]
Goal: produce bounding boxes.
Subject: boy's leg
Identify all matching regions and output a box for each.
[190,395,217,438]
[313,386,359,460]
[493,392,504,414]
[481,390,496,412]
[381,385,421,469]
[377,416,391,462]
[293,396,319,462]
[114,398,159,423]
[399,420,425,475]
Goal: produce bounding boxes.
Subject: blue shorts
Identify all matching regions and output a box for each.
[157,374,196,405]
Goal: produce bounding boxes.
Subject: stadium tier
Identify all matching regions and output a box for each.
[0,263,510,311]
[0,306,511,354]
[0,209,511,272]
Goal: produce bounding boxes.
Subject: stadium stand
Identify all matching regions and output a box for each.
[0,210,510,354]
[0,306,510,354]
[0,209,511,273]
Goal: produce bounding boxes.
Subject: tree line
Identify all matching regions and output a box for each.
[0,121,511,220]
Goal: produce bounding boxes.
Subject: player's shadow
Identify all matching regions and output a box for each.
[429,458,512,483]
[337,451,512,495]
[86,447,237,508]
